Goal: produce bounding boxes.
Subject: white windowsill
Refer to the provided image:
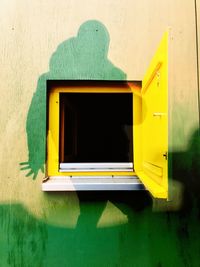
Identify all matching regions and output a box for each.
[42,175,145,191]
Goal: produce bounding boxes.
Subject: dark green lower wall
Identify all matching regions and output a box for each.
[1,191,200,267]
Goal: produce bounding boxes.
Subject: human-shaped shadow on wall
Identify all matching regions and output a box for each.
[20,20,126,179]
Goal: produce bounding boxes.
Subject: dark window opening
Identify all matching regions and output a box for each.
[59,93,133,164]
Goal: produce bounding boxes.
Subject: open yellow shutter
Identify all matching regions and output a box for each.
[131,32,168,199]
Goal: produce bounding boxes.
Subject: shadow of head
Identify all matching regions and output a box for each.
[76,20,110,58]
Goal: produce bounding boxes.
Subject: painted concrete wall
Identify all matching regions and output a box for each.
[0,0,200,266]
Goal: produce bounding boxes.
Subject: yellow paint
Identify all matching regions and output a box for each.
[47,84,139,177]
[131,32,168,199]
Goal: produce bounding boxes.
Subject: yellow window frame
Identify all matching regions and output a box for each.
[47,83,140,177]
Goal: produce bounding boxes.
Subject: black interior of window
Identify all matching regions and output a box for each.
[60,93,133,163]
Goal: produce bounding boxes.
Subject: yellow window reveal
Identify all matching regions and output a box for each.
[47,83,137,178]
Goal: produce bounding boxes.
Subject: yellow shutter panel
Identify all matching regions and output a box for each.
[131,32,168,199]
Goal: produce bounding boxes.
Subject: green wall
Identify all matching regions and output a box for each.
[1,190,200,267]
[0,2,200,267]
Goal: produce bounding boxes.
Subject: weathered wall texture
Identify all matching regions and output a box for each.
[0,0,200,266]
